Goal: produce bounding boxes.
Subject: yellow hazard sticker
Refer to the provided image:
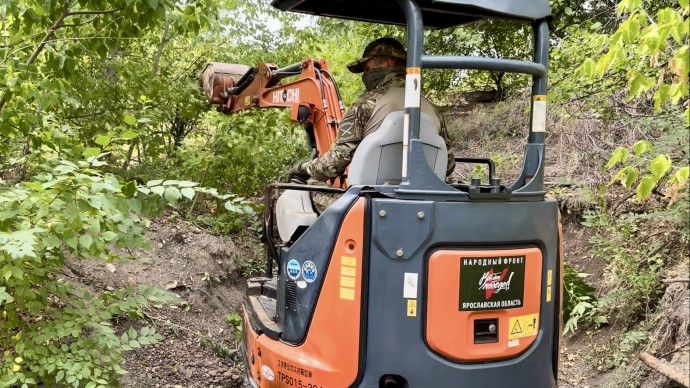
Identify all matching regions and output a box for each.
[340,287,354,300]
[533,95,547,101]
[339,256,357,300]
[547,269,553,286]
[407,299,417,317]
[508,313,539,340]
[546,286,552,302]
[340,276,355,288]
[342,256,357,266]
[341,265,356,276]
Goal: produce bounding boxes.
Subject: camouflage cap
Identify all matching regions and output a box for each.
[346,37,407,73]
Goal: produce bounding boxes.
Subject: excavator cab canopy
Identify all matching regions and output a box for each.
[273,0,551,194]
[271,0,551,28]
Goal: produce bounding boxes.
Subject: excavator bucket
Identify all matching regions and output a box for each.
[199,62,250,105]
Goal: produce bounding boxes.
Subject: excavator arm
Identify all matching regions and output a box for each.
[200,58,344,156]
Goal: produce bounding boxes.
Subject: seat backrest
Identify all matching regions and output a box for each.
[348,111,447,185]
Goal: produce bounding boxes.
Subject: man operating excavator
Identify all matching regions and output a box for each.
[290,37,455,207]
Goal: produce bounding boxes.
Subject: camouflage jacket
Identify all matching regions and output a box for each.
[305,71,455,182]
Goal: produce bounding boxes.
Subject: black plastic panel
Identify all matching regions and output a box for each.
[359,198,560,387]
[277,187,362,344]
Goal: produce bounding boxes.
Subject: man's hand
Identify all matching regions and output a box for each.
[288,160,310,183]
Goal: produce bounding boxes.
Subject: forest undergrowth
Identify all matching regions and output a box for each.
[1,0,688,387]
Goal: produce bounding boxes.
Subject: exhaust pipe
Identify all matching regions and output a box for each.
[383,376,399,388]
[381,375,406,388]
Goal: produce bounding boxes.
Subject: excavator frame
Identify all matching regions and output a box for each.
[202,0,562,387]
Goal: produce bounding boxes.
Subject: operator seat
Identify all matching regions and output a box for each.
[348,111,448,185]
[275,111,447,243]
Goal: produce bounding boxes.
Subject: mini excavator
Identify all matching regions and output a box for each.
[200,1,563,387]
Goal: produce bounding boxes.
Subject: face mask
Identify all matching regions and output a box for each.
[362,68,391,91]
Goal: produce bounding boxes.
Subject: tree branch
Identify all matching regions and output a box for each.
[639,352,689,387]
[0,5,123,113]
[65,8,122,17]
[150,18,171,80]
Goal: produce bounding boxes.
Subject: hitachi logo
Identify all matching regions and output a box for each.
[273,88,299,103]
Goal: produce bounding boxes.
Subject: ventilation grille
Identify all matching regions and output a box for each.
[285,280,297,312]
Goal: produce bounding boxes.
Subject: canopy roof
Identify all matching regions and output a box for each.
[271,0,551,29]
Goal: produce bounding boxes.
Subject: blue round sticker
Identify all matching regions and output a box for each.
[286,259,301,280]
[302,261,317,283]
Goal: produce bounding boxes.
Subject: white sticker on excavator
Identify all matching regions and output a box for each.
[402,113,409,178]
[532,96,546,132]
[403,272,418,299]
[261,365,275,381]
[404,73,421,108]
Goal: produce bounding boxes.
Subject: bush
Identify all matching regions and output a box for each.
[0,156,171,387]
[0,154,254,387]
[175,109,309,198]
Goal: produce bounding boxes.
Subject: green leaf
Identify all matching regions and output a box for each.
[121,130,139,139]
[83,147,102,157]
[605,147,629,169]
[150,186,165,196]
[128,327,137,340]
[56,371,65,382]
[123,115,137,126]
[628,70,654,98]
[653,85,670,110]
[624,167,639,189]
[668,83,686,105]
[164,187,181,202]
[102,231,118,242]
[66,234,78,250]
[650,154,671,178]
[176,181,199,188]
[147,0,158,9]
[122,181,137,197]
[0,287,14,304]
[79,234,93,249]
[180,187,195,200]
[636,175,657,200]
[95,135,112,147]
[633,140,651,156]
[147,180,163,187]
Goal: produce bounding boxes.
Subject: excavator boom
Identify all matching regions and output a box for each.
[200,58,344,157]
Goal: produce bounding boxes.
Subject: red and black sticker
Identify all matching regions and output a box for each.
[459,255,526,311]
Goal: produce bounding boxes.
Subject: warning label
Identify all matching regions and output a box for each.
[407,299,417,317]
[508,313,539,340]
